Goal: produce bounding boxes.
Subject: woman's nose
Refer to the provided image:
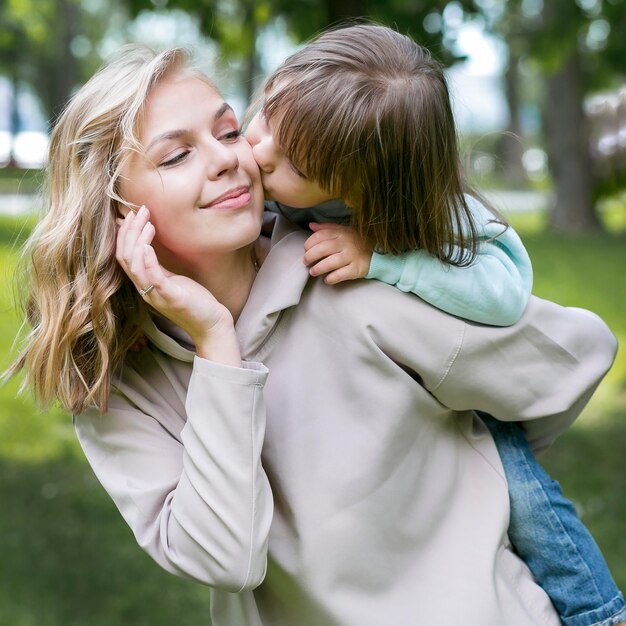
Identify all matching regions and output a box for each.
[207,141,239,179]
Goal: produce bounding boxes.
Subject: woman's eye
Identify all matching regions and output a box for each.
[220,129,242,142]
[160,151,189,167]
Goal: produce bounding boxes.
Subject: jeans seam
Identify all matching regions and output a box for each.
[561,593,626,626]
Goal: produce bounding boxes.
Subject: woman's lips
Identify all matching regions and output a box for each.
[202,186,251,210]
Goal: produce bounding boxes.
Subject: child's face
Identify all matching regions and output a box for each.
[246,109,335,208]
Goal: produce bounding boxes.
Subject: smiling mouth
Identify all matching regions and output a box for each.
[201,186,251,210]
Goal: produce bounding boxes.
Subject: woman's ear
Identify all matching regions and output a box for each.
[117,203,138,218]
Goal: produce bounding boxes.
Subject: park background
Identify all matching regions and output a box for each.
[1,0,625,624]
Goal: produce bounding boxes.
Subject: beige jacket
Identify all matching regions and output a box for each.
[75,218,618,626]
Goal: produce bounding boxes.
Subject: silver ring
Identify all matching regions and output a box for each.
[138,284,154,297]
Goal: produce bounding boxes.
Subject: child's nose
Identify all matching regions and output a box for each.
[251,137,275,173]
[245,112,264,147]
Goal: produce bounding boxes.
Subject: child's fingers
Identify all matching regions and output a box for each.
[308,253,347,277]
[303,227,339,252]
[324,266,356,285]
[303,240,344,266]
[308,222,342,232]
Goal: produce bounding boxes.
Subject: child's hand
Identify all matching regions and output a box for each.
[303,222,373,285]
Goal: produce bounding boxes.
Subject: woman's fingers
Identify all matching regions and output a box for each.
[122,206,150,266]
[116,207,145,265]
[139,243,168,300]
[115,206,160,296]
[115,210,133,267]
[129,221,155,276]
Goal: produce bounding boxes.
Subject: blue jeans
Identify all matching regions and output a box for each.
[480,414,626,626]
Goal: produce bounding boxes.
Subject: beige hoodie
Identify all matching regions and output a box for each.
[75,217,618,626]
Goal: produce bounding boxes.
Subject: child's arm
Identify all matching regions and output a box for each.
[304,198,533,327]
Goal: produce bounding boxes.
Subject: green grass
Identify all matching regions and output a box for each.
[0,210,625,624]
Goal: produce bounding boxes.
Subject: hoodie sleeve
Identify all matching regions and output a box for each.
[366,195,533,326]
[430,298,617,453]
[74,355,272,592]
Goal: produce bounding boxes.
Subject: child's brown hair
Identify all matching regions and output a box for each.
[263,23,483,263]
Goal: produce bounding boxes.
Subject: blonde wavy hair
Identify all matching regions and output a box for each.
[5,46,204,415]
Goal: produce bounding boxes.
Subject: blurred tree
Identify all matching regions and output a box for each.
[122,0,481,102]
[0,17,20,164]
[123,0,270,102]
[476,1,529,186]
[0,0,118,129]
[269,0,479,65]
[476,0,626,233]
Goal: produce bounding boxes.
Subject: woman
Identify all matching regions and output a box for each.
[7,46,273,592]
[7,46,617,625]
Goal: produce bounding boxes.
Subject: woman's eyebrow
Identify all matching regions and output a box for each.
[145,103,234,151]
[215,102,233,119]
[146,129,187,152]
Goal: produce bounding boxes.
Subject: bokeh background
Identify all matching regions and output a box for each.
[0,1,625,624]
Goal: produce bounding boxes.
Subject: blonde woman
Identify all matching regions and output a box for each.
[6,45,618,626]
[7,46,273,591]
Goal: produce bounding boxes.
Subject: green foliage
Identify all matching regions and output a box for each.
[0,0,126,125]
[123,0,479,85]
[479,0,626,92]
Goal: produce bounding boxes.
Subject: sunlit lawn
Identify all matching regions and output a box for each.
[0,202,625,624]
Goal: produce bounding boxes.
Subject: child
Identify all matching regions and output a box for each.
[246,23,625,626]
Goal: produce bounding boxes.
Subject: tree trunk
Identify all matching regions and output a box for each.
[243,2,259,105]
[542,52,600,232]
[8,64,20,167]
[498,49,527,185]
[38,0,80,125]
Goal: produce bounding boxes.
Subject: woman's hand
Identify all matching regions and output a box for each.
[303,222,373,284]
[116,206,242,366]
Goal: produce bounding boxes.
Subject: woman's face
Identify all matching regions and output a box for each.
[246,108,334,208]
[120,72,264,270]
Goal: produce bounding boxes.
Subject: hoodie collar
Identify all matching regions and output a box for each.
[236,217,310,358]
